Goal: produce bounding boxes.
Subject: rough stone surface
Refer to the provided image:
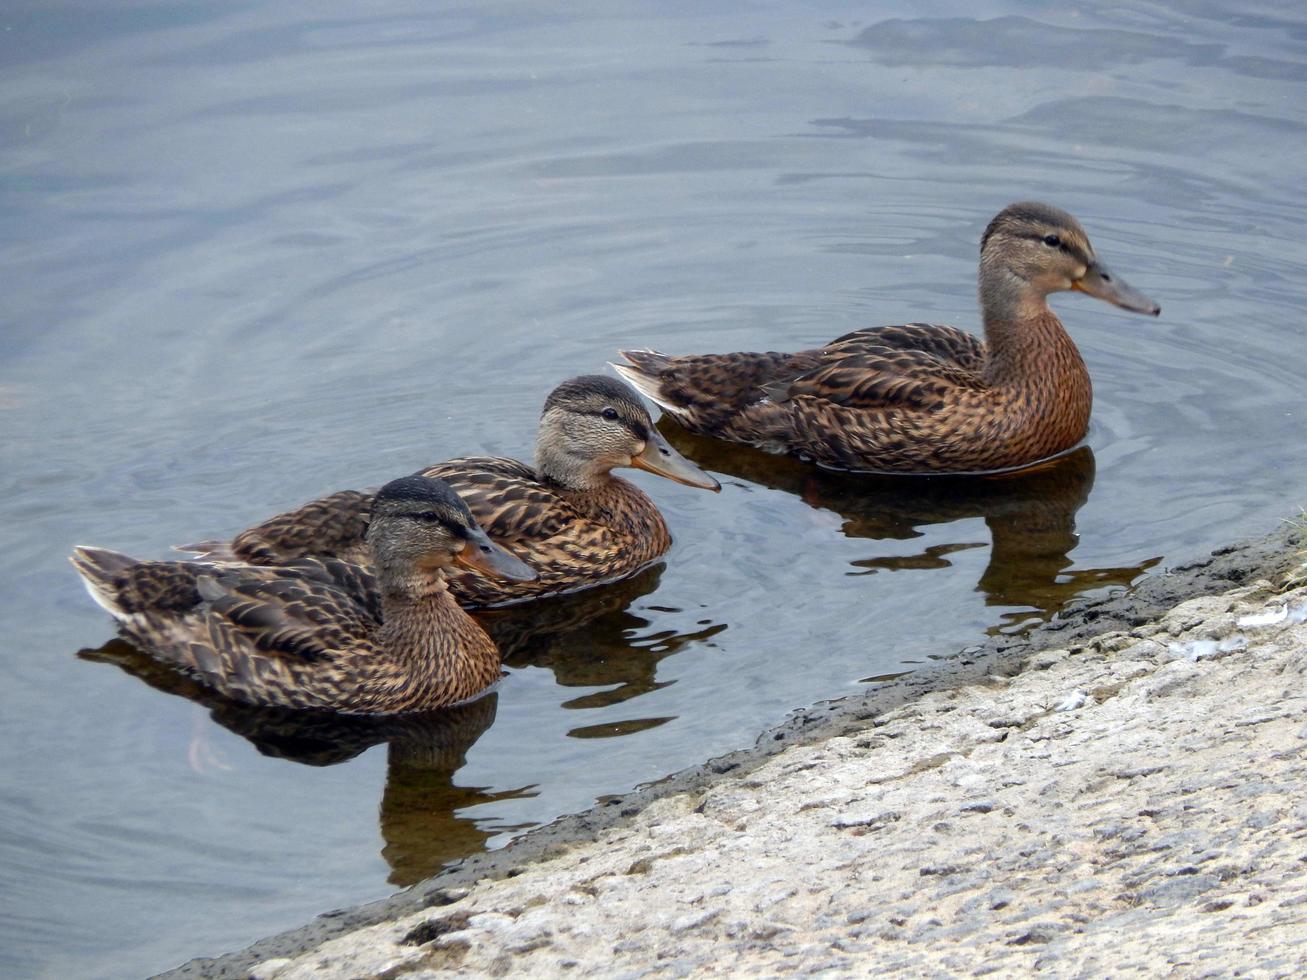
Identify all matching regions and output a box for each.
[169,524,1307,979]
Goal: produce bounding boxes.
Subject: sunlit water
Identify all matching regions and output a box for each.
[2,1,1305,976]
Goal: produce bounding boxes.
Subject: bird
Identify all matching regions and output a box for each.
[182,375,720,606]
[614,201,1160,474]
[70,475,537,714]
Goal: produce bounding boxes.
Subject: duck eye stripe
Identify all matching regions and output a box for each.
[591,408,646,440]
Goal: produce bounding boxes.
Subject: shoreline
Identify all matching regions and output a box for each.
[165,518,1306,978]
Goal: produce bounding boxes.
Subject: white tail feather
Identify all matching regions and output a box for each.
[609,360,690,419]
[69,547,129,619]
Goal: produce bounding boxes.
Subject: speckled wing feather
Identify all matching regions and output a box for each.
[419,457,573,544]
[102,557,208,613]
[821,323,987,370]
[287,556,383,621]
[618,348,823,427]
[228,489,374,565]
[114,563,385,712]
[201,572,375,661]
[618,324,986,431]
[773,347,987,411]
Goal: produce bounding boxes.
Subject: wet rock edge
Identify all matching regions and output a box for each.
[160,519,1304,979]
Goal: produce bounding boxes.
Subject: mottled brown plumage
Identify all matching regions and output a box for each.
[615,202,1160,474]
[184,376,720,606]
[71,476,536,715]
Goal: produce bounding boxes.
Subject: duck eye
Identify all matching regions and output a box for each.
[601,407,620,421]
[412,511,443,523]
[1042,234,1061,248]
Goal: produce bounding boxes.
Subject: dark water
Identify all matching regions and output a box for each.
[3,1,1305,976]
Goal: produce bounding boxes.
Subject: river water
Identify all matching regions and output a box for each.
[2,1,1305,976]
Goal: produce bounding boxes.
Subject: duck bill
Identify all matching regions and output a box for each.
[631,430,722,491]
[1072,261,1160,316]
[455,529,538,582]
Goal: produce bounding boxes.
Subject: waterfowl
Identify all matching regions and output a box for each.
[71,476,537,714]
[614,202,1160,474]
[186,375,720,606]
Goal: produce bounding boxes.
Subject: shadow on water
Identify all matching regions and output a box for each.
[476,564,728,719]
[661,425,1161,634]
[75,564,728,885]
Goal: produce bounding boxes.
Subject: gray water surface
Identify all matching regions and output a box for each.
[3,2,1306,976]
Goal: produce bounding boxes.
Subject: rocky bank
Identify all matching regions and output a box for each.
[171,522,1307,979]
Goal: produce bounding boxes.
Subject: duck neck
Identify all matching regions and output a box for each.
[377,576,501,705]
[978,263,1088,389]
[980,285,1084,387]
[533,426,615,493]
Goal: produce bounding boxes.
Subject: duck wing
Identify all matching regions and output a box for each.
[767,346,987,411]
[199,571,376,662]
[71,547,345,618]
[270,555,384,621]
[98,558,379,711]
[616,324,984,428]
[419,456,575,545]
[218,489,375,565]
[615,348,824,427]
[72,547,208,615]
[822,323,986,370]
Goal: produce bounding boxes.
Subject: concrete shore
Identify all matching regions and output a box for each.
[171,521,1307,979]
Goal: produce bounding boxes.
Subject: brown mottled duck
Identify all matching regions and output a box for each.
[614,202,1160,474]
[183,376,720,606]
[71,476,537,714]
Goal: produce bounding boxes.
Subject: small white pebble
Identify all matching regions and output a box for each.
[1054,690,1090,712]
[1168,639,1220,661]
[1238,607,1287,628]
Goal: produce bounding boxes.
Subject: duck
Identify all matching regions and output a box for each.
[614,202,1160,474]
[183,375,720,606]
[71,475,537,714]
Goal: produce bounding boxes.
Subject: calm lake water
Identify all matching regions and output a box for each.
[3,1,1305,976]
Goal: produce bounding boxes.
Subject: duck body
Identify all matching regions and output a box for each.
[616,202,1158,475]
[193,376,718,606]
[73,476,536,715]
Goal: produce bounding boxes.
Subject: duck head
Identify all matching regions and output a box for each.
[535,375,721,492]
[367,475,537,595]
[979,201,1160,322]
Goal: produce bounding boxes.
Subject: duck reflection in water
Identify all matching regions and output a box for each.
[477,563,726,721]
[659,426,1158,634]
[78,564,725,884]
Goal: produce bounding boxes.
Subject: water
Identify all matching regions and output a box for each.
[3,1,1305,975]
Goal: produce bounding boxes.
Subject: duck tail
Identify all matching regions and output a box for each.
[69,546,135,619]
[611,350,692,419]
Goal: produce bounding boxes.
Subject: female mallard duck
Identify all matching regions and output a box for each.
[185,376,720,606]
[614,202,1160,474]
[71,476,537,714]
